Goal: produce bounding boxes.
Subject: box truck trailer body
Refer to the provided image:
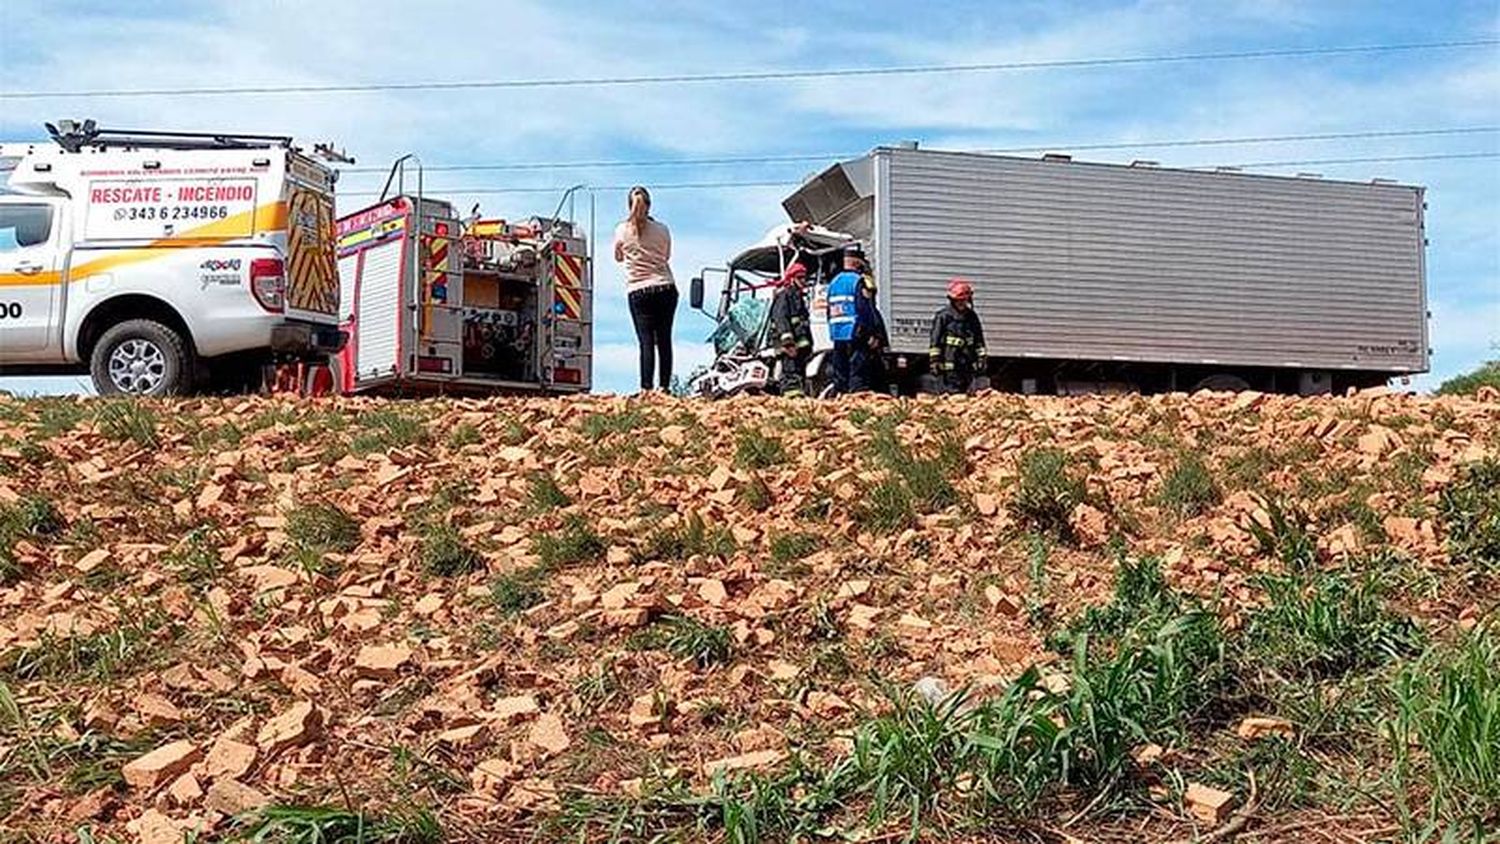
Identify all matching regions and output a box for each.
[779,146,1428,394]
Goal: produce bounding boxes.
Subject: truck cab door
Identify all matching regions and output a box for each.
[0,199,64,358]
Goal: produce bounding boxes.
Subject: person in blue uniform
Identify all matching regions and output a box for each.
[826,244,886,394]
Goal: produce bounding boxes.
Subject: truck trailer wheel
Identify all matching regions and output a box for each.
[1193,373,1253,393]
[90,319,194,397]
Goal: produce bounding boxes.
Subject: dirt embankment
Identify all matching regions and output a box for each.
[0,389,1495,842]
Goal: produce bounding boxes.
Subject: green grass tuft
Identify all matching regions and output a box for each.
[1439,458,1500,570]
[286,502,361,554]
[734,427,787,470]
[1247,496,1318,573]
[94,400,159,448]
[35,400,88,439]
[643,615,734,669]
[741,474,773,512]
[1391,624,1500,836]
[0,495,65,583]
[634,513,736,563]
[534,515,605,568]
[285,502,361,576]
[418,523,483,577]
[490,565,548,617]
[165,524,225,588]
[873,425,964,514]
[1244,566,1422,682]
[234,802,444,844]
[350,408,430,455]
[3,610,173,683]
[445,422,481,449]
[1157,452,1221,517]
[527,471,571,513]
[769,531,819,570]
[663,617,732,671]
[1009,447,1087,541]
[580,407,648,441]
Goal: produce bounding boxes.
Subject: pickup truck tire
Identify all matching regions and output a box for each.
[90,319,193,397]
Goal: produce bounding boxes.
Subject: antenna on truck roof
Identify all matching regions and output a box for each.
[44,119,293,153]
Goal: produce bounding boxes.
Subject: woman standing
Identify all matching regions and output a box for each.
[613,186,678,392]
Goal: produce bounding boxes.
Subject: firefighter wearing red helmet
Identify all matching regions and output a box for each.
[769,262,814,396]
[927,278,988,394]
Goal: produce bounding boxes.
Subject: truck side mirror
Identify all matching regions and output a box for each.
[689,276,705,311]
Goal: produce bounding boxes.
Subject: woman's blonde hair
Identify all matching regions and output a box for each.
[627,186,651,236]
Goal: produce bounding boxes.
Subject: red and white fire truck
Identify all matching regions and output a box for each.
[324,189,593,395]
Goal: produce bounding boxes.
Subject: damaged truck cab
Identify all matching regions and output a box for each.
[688,224,850,398]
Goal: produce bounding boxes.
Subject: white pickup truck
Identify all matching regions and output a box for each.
[0,120,346,395]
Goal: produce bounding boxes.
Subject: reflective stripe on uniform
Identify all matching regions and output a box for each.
[944,335,970,346]
[828,294,856,326]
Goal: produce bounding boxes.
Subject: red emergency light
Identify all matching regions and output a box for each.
[433,222,450,237]
[552,240,567,254]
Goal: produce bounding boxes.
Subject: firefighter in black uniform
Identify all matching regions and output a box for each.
[769,262,814,396]
[928,279,987,394]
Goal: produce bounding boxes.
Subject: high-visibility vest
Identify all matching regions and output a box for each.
[826,271,860,341]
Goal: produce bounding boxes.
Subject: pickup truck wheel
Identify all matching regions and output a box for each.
[90,319,193,397]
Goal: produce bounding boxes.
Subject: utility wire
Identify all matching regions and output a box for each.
[1200,151,1500,169]
[340,180,796,198]
[5,38,1496,99]
[336,126,1500,175]
[981,126,1500,155]
[337,151,1500,197]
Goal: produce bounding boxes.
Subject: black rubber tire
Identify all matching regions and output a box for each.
[1193,373,1253,393]
[205,354,270,396]
[808,354,836,400]
[89,319,194,397]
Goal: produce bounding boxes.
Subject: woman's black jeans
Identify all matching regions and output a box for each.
[628,284,678,391]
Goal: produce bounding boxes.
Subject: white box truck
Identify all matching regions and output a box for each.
[330,183,592,395]
[693,145,1429,396]
[0,120,345,395]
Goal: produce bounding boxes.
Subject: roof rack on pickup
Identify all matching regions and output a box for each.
[45,119,293,153]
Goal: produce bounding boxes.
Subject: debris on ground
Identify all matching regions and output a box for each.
[0,389,1495,841]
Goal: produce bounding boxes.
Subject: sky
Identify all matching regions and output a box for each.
[1,0,1496,396]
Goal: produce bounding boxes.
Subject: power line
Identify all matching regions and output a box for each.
[1204,151,1500,169]
[339,180,796,197]
[337,151,1500,197]
[6,38,1496,99]
[983,126,1500,155]
[336,126,1500,175]
[341,152,843,174]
